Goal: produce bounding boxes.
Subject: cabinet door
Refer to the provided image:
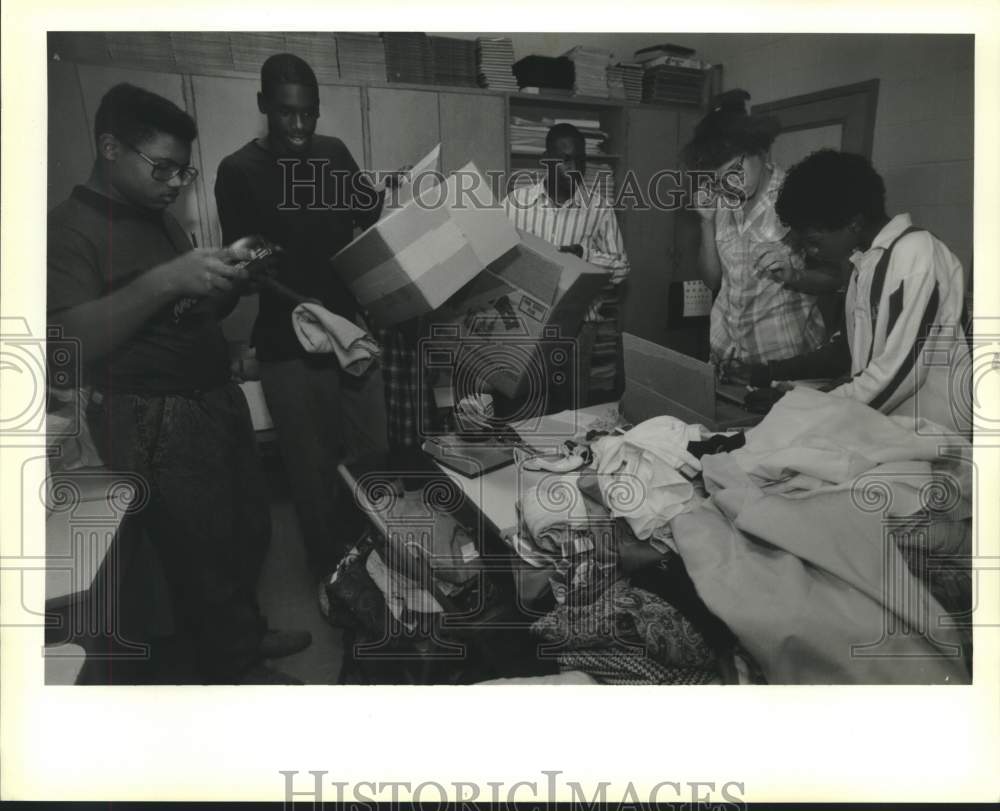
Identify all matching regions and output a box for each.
[48,61,95,211]
[76,65,202,242]
[620,106,679,346]
[438,92,506,184]
[366,87,440,174]
[190,76,365,248]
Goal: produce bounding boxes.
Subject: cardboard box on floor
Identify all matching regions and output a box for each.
[428,230,610,400]
[329,161,519,327]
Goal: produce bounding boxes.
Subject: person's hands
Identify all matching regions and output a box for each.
[559,243,584,258]
[155,248,249,298]
[691,185,719,222]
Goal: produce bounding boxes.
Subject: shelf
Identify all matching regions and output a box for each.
[510,150,622,159]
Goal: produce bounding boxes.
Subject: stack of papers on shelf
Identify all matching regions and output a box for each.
[563,46,612,98]
[108,32,175,71]
[336,32,387,83]
[429,35,478,87]
[642,64,706,105]
[476,37,518,90]
[171,32,234,72]
[608,62,644,102]
[231,32,287,73]
[50,32,110,63]
[383,32,433,84]
[510,115,609,157]
[285,32,340,82]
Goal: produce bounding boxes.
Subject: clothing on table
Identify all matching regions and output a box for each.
[554,650,717,685]
[215,135,384,362]
[709,164,826,365]
[259,355,387,576]
[828,214,969,434]
[670,430,971,684]
[503,180,629,403]
[86,383,270,682]
[686,430,746,459]
[47,185,230,394]
[589,416,706,539]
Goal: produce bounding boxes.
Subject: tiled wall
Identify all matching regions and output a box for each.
[685,33,975,273]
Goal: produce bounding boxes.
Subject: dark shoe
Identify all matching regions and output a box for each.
[258,628,313,660]
[240,663,304,685]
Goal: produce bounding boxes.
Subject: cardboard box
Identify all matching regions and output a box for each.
[329,162,519,327]
[426,230,610,400]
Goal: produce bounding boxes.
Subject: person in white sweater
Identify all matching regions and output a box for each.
[746,149,970,435]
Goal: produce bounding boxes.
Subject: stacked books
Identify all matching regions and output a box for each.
[607,62,644,102]
[509,116,609,157]
[231,32,287,74]
[285,32,340,83]
[49,32,110,63]
[642,64,706,105]
[171,32,233,73]
[476,36,518,91]
[108,32,175,71]
[429,35,478,87]
[383,32,433,84]
[336,32,387,83]
[563,46,611,98]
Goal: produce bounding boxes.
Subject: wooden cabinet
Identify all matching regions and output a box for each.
[47,61,94,211]
[366,86,440,174]
[619,106,681,347]
[438,91,507,177]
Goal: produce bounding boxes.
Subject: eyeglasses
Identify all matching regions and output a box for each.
[124,141,199,186]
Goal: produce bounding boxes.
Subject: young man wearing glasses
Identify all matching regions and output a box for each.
[215,54,392,582]
[47,83,311,683]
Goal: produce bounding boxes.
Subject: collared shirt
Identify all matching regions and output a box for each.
[215,135,382,361]
[503,180,630,321]
[47,185,229,395]
[831,213,969,433]
[710,164,825,364]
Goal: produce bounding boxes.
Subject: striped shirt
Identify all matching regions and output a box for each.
[832,213,969,433]
[503,180,630,321]
[710,164,825,364]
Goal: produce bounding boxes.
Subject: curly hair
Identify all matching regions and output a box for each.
[93,83,197,147]
[776,149,887,231]
[681,89,780,169]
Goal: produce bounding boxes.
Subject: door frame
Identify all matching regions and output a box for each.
[754,79,880,159]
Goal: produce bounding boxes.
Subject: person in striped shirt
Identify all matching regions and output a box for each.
[503,123,630,409]
[746,150,970,435]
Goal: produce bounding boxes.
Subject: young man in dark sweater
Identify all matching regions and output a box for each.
[215,54,391,579]
[48,83,310,683]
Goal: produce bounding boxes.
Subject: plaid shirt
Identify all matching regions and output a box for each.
[377,326,437,451]
[709,165,825,364]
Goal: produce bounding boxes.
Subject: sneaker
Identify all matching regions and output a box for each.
[240,663,304,685]
[258,628,313,660]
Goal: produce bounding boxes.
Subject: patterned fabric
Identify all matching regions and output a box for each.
[710,164,826,365]
[532,583,717,670]
[556,650,717,685]
[377,326,437,450]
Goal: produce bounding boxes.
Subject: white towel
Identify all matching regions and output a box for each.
[291,302,380,376]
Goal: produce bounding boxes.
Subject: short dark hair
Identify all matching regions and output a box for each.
[93,83,197,147]
[681,89,780,169]
[545,123,585,154]
[261,52,319,95]
[776,149,887,231]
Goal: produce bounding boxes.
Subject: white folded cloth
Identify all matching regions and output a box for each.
[291,302,381,376]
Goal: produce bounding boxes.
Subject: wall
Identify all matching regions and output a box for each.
[681,33,975,272]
